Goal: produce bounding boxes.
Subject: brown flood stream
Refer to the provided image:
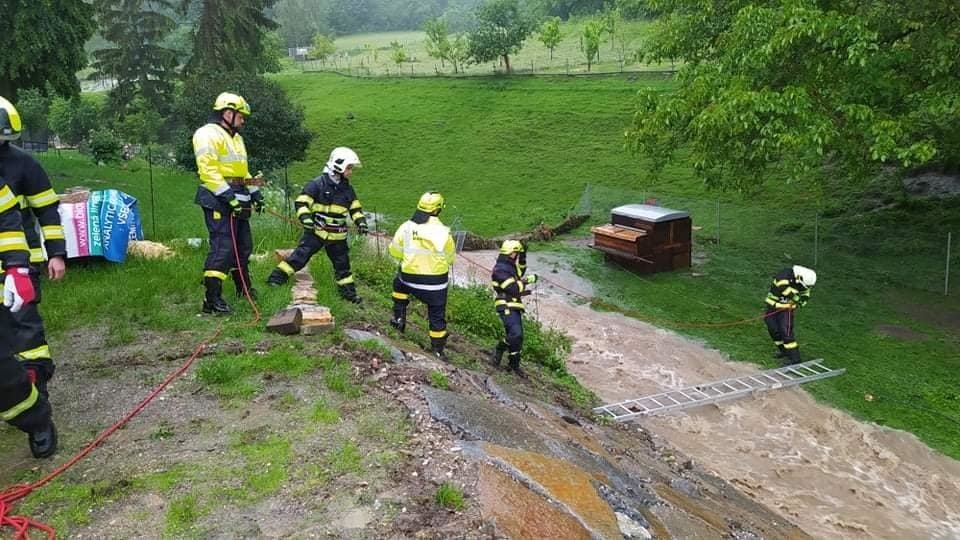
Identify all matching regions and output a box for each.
[453,250,960,539]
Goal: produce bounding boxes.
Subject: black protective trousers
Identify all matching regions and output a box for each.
[765,307,798,350]
[392,277,448,346]
[283,231,353,285]
[11,272,54,385]
[203,209,252,276]
[0,306,52,435]
[497,308,524,354]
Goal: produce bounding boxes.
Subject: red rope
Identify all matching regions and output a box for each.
[0,211,262,539]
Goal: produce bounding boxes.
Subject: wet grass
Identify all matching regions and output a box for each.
[429,369,450,390]
[434,482,466,511]
[165,494,203,538]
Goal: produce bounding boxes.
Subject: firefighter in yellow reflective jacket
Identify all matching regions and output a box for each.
[764,265,816,365]
[192,92,264,314]
[491,240,538,377]
[0,96,66,398]
[0,174,57,458]
[388,192,456,359]
[266,147,368,302]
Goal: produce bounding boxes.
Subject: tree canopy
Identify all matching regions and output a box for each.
[92,0,179,116]
[627,0,960,189]
[182,0,280,75]
[0,0,96,100]
[467,0,535,74]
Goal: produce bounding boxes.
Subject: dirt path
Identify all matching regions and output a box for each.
[454,250,960,540]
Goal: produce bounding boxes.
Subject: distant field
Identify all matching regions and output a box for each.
[300,20,672,77]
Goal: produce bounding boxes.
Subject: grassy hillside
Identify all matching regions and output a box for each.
[35,71,960,460]
[271,72,960,458]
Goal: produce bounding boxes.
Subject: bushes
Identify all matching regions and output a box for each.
[88,128,123,164]
[49,95,105,146]
[172,71,313,175]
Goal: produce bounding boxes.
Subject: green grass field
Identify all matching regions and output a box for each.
[300,19,669,77]
[35,69,960,459]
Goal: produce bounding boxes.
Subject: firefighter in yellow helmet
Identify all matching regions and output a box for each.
[388,192,456,359]
[491,240,538,377]
[192,92,264,314]
[0,96,67,401]
[0,173,57,458]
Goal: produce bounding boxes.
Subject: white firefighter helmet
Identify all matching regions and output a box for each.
[793,265,817,288]
[326,147,361,174]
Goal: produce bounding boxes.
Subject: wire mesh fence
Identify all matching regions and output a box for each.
[572,183,958,296]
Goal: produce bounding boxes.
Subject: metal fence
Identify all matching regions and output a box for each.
[573,183,958,296]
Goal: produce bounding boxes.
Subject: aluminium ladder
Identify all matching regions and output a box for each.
[593,359,845,422]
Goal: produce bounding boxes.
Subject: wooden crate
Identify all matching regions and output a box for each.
[590,204,692,274]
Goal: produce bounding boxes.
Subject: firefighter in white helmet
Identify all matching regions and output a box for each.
[266,147,368,303]
[764,265,817,365]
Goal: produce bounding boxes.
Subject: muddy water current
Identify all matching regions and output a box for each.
[453,250,960,539]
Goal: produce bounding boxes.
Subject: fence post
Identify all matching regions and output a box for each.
[147,145,157,238]
[814,212,819,266]
[716,200,721,247]
[946,232,953,296]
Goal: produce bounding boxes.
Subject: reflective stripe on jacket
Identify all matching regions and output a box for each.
[0,142,65,264]
[295,173,365,241]
[192,123,250,197]
[491,254,525,311]
[765,267,811,309]
[388,216,455,288]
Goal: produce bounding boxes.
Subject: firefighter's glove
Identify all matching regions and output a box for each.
[357,221,369,235]
[3,267,36,312]
[251,192,265,214]
[523,273,538,285]
[225,197,243,215]
[299,215,315,232]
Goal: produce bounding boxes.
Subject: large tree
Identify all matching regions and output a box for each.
[181,0,280,75]
[626,0,960,189]
[0,0,96,100]
[467,0,535,74]
[92,0,179,116]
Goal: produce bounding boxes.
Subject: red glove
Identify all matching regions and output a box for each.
[4,266,36,312]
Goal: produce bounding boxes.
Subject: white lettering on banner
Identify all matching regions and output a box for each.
[101,200,117,249]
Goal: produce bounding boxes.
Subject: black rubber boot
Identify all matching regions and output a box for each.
[28,420,57,459]
[783,348,802,366]
[492,341,507,367]
[390,316,406,333]
[507,352,526,378]
[339,284,362,304]
[772,344,787,359]
[266,268,289,286]
[202,277,232,315]
[431,336,448,361]
[232,268,258,300]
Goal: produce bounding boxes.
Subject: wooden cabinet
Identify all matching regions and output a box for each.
[590,204,692,274]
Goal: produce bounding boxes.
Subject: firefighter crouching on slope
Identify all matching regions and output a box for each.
[192,92,264,314]
[0,174,57,458]
[764,265,817,365]
[388,192,456,360]
[491,240,538,377]
[266,147,368,303]
[0,96,66,400]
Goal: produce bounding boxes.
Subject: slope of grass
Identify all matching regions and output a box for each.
[34,71,960,459]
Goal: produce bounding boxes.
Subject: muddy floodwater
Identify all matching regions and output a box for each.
[453,250,960,540]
